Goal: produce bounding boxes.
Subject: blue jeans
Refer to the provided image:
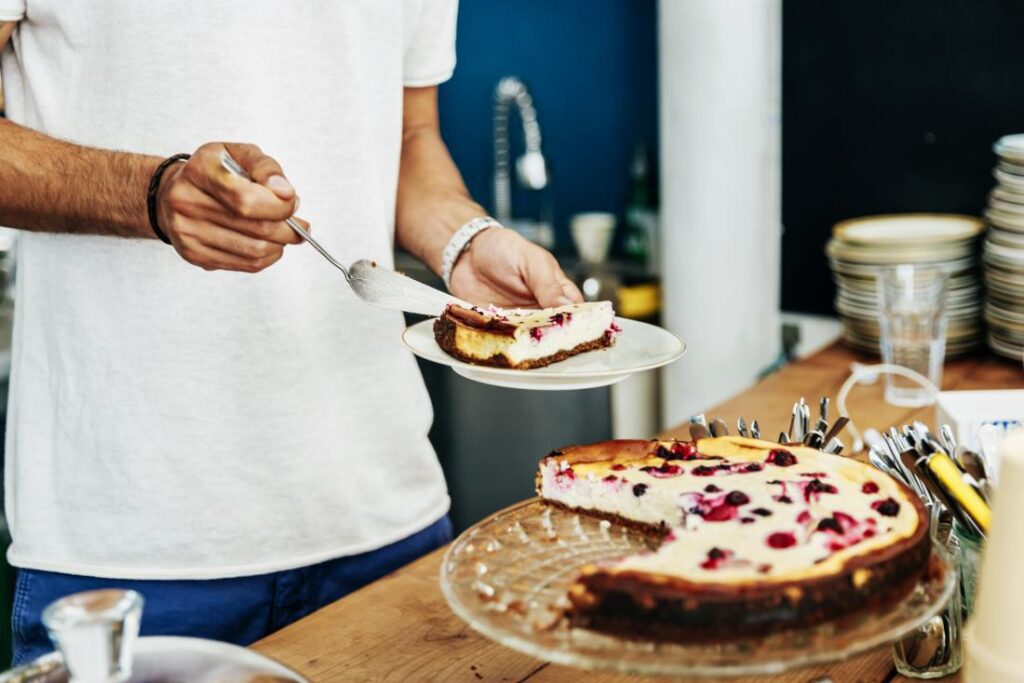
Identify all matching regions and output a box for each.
[11,516,452,664]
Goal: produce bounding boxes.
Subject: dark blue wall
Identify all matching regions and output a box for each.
[439,0,658,251]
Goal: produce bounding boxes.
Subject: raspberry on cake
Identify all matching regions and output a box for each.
[433,301,619,369]
[535,436,931,641]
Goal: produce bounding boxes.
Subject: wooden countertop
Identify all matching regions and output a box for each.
[252,343,1020,682]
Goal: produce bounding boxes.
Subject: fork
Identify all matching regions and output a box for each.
[220,152,471,316]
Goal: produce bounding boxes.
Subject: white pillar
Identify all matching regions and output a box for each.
[658,0,782,427]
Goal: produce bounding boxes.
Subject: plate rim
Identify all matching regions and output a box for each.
[832,213,984,245]
[402,316,686,381]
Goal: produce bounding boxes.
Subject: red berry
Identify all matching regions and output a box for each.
[632,483,648,497]
[767,449,797,467]
[704,484,722,493]
[861,482,880,494]
[767,532,797,549]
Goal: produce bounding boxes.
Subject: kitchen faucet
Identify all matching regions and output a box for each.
[492,76,552,246]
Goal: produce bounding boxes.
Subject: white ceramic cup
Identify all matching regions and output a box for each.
[570,212,616,264]
[962,428,1024,682]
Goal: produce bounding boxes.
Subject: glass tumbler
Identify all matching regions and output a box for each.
[877,264,949,407]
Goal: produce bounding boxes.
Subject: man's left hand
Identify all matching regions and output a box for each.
[448,228,583,308]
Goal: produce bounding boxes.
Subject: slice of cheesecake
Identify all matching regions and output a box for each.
[433,301,619,369]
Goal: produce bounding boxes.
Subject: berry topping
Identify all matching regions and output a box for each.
[767,532,797,549]
[752,508,772,517]
[725,491,750,506]
[548,312,572,326]
[796,510,812,524]
[610,464,626,471]
[700,546,734,570]
[777,495,793,504]
[817,517,843,534]
[640,462,683,478]
[632,483,648,497]
[801,478,838,502]
[658,441,700,461]
[741,517,755,524]
[692,462,761,476]
[704,503,739,522]
[767,449,797,467]
[872,498,901,517]
[757,563,773,574]
[602,474,618,482]
[704,484,722,493]
[800,472,828,478]
[529,327,545,341]
[861,481,880,494]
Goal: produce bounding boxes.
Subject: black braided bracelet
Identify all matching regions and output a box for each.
[146,153,191,244]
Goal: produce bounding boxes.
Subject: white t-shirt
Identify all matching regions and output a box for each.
[0,0,456,579]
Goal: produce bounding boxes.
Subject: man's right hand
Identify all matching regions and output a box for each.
[155,142,307,273]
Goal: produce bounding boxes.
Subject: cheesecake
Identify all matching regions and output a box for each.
[433,302,618,369]
[536,436,931,640]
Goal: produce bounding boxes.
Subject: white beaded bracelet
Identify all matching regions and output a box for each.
[441,217,503,291]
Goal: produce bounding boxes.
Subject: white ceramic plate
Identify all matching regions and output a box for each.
[832,213,984,245]
[403,317,685,391]
[995,134,1024,163]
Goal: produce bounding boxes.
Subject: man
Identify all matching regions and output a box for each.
[0,1,581,663]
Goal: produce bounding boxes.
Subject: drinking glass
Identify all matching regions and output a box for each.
[877,264,948,407]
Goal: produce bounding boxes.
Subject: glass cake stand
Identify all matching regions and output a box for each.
[439,499,955,678]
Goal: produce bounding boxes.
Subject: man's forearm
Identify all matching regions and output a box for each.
[0,22,14,49]
[395,116,486,275]
[0,118,160,237]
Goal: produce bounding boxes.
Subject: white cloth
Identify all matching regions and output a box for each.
[0,0,456,579]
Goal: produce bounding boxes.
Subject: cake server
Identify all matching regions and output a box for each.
[220,152,471,316]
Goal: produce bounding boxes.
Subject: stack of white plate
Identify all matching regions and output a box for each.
[983,135,1024,360]
[826,214,985,357]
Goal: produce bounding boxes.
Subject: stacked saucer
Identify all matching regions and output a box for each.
[983,135,1024,360]
[826,214,985,357]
